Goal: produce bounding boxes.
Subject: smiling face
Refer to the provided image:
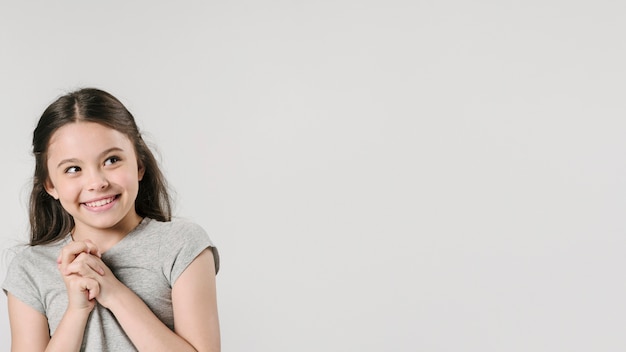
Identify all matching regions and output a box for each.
[44,122,145,236]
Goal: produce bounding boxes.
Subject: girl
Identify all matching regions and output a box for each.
[2,88,220,351]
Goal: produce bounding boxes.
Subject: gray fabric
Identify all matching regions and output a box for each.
[2,217,219,351]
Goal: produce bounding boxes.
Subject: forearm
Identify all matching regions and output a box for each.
[45,309,90,352]
[107,286,197,352]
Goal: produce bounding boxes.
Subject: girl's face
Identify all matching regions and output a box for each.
[44,122,145,236]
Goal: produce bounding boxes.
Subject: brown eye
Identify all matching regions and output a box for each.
[65,166,81,174]
[104,156,121,166]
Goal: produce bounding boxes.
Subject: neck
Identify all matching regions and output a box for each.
[72,214,143,253]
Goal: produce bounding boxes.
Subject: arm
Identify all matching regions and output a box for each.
[101,283,199,351]
[7,293,49,352]
[104,249,220,351]
[172,249,221,352]
[8,241,101,352]
[63,251,209,351]
[8,289,94,352]
[39,241,102,352]
[44,274,99,352]
[59,242,220,351]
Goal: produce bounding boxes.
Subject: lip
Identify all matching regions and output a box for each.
[81,195,119,212]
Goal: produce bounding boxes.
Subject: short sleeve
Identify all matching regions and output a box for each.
[2,246,46,315]
[160,220,220,285]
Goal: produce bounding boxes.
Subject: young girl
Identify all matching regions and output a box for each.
[2,88,221,351]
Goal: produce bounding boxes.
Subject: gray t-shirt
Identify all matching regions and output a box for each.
[2,217,219,351]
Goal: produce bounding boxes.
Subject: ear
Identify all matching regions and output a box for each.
[44,179,59,200]
[138,163,146,181]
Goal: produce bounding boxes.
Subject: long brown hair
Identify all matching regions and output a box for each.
[30,88,171,245]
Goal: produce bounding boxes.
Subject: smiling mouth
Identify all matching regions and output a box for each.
[83,196,118,208]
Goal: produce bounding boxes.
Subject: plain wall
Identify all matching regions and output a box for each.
[2,1,626,351]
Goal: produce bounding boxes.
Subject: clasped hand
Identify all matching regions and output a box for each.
[56,240,122,312]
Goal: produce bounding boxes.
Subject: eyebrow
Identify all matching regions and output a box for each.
[56,147,125,169]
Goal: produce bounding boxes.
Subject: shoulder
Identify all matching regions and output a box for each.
[144,217,207,236]
[143,217,215,250]
[147,217,220,278]
[6,237,69,270]
[142,217,215,250]
[124,217,214,256]
[2,238,69,314]
[4,238,68,285]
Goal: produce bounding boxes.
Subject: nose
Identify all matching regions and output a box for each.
[86,169,109,191]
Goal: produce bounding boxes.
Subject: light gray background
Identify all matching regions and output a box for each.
[1,1,626,351]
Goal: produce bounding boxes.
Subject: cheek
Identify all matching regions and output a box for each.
[51,179,80,198]
[115,172,141,192]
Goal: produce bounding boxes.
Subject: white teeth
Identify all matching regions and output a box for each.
[85,197,115,207]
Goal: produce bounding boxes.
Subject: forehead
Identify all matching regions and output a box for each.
[47,122,134,159]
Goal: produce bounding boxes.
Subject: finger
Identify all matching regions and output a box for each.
[57,241,89,264]
[87,280,100,300]
[57,240,102,267]
[83,240,102,257]
[63,253,106,277]
[66,275,100,303]
[57,240,101,263]
[78,277,100,300]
